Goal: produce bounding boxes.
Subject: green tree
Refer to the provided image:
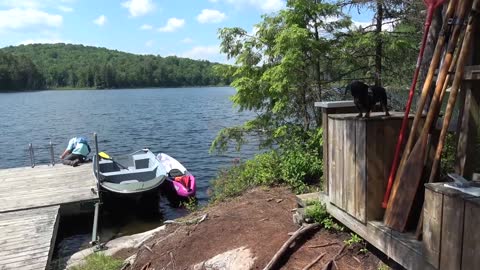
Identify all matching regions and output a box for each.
[0,44,231,90]
[213,0,351,152]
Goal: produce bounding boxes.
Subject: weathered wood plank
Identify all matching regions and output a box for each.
[0,163,97,213]
[336,119,345,209]
[440,195,465,270]
[366,119,385,221]
[0,206,59,270]
[455,83,480,179]
[323,201,435,270]
[0,163,92,179]
[328,118,336,205]
[322,108,329,194]
[422,188,443,269]
[462,198,480,270]
[344,120,356,217]
[355,120,366,222]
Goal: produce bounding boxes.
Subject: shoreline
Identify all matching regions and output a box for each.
[67,187,389,270]
[0,85,232,93]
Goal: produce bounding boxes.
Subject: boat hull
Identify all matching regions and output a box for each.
[93,149,167,196]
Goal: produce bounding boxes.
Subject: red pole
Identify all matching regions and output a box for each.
[382,2,442,208]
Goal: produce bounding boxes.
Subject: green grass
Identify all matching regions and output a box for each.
[69,253,123,270]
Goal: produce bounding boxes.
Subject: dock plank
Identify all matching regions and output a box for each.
[0,164,97,213]
[0,164,99,269]
[0,206,59,270]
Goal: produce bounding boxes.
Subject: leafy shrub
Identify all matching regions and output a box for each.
[210,128,323,202]
[304,201,344,231]
[304,201,329,223]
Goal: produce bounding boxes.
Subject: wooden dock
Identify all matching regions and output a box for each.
[0,164,99,270]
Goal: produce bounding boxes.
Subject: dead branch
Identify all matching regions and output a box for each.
[169,251,176,270]
[263,223,320,270]
[308,242,340,248]
[321,243,348,270]
[163,213,208,225]
[140,261,152,270]
[302,252,326,270]
[142,244,153,253]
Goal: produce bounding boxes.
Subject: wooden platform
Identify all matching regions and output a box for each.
[0,206,60,270]
[0,163,99,269]
[0,164,98,213]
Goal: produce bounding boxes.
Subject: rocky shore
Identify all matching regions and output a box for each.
[68,187,387,270]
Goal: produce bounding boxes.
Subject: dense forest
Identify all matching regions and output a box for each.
[0,44,230,91]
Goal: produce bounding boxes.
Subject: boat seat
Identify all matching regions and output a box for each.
[101,167,157,183]
[120,180,140,184]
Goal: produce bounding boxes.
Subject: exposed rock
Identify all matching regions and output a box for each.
[66,225,166,269]
[193,247,255,270]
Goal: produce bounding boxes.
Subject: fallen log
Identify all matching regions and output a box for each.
[263,223,320,270]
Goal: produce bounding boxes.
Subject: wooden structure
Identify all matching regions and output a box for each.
[0,206,59,270]
[315,101,357,193]
[318,111,435,269]
[0,164,98,270]
[423,183,480,270]
[327,112,407,223]
[456,65,480,178]
[315,69,480,268]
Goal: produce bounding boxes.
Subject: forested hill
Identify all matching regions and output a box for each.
[0,43,230,91]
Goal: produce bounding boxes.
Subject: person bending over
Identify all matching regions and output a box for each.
[60,137,91,167]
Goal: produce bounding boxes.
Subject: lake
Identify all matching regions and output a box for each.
[0,87,258,265]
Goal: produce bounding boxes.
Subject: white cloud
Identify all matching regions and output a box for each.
[181,37,193,43]
[197,9,226,24]
[145,40,154,47]
[140,24,153,30]
[209,0,219,2]
[93,15,107,26]
[121,0,155,17]
[58,5,73,12]
[224,0,285,13]
[0,0,41,8]
[19,37,69,45]
[181,45,228,63]
[0,0,76,9]
[158,18,185,32]
[0,8,62,31]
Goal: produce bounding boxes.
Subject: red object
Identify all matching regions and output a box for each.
[382,0,445,209]
[175,175,191,189]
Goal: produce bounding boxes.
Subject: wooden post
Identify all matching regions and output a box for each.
[455,79,480,178]
[29,143,35,168]
[49,141,55,166]
[462,197,480,269]
[455,27,480,178]
[91,132,102,246]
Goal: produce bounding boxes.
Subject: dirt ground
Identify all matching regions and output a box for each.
[117,187,387,270]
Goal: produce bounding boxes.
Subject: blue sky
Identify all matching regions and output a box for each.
[0,0,374,63]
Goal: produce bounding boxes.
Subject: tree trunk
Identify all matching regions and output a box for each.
[374,0,384,87]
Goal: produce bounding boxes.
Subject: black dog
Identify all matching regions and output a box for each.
[345,80,390,118]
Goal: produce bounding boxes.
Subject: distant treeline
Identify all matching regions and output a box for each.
[0,43,230,91]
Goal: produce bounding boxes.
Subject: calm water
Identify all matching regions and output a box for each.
[0,87,258,265]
